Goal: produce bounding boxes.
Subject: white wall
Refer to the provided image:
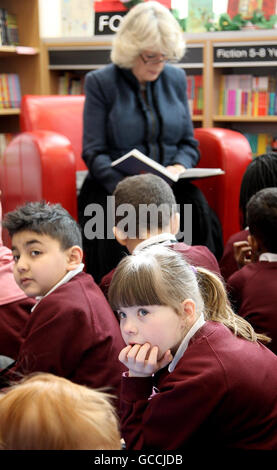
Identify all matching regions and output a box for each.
[39,0,62,37]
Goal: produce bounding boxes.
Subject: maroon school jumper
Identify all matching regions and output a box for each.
[0,298,35,359]
[120,322,277,450]
[4,272,125,400]
[228,261,277,355]
[219,229,249,282]
[100,242,221,299]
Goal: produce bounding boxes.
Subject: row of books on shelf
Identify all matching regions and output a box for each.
[219,75,277,116]
[0,133,14,157]
[58,73,85,95]
[0,8,19,46]
[243,132,274,158]
[0,74,21,109]
[187,75,203,116]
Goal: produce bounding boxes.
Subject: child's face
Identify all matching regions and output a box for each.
[12,230,71,298]
[117,304,185,359]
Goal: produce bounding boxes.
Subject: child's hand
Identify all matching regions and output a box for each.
[233,241,252,268]
[118,343,173,377]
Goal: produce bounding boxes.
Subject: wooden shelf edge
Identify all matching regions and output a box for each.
[0,108,20,116]
[0,46,39,56]
[213,115,277,122]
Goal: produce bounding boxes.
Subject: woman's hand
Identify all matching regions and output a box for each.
[118,343,173,377]
[166,164,186,175]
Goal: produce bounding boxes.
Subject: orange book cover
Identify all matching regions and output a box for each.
[257,91,268,116]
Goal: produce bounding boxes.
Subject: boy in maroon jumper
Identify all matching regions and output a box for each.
[228,187,277,355]
[100,174,220,298]
[108,246,277,450]
[0,191,34,361]
[1,201,125,403]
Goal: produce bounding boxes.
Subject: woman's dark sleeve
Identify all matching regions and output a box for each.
[170,70,200,169]
[82,72,124,194]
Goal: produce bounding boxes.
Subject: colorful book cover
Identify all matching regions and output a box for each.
[228,0,276,19]
[227,89,236,115]
[61,0,93,37]
[186,0,213,33]
[11,74,21,107]
[257,91,268,116]
[0,74,10,108]
[257,133,269,155]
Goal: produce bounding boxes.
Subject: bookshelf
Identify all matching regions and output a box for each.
[0,0,46,134]
[209,33,277,154]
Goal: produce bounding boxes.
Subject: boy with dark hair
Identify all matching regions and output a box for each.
[0,193,35,363]
[100,174,220,297]
[228,187,277,355]
[2,201,125,401]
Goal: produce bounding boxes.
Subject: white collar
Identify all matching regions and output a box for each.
[133,233,176,253]
[259,253,277,262]
[31,263,84,312]
[168,312,206,373]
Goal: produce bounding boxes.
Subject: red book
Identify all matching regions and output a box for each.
[258,91,269,116]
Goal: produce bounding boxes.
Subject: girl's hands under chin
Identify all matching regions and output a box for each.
[118,343,173,377]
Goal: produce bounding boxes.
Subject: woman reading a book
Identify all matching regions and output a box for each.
[78,1,222,283]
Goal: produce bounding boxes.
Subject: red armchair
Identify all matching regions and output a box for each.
[0,95,252,246]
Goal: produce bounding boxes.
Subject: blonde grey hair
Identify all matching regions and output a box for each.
[108,245,271,344]
[111,1,186,69]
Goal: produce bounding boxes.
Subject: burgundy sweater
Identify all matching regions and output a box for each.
[100,242,221,299]
[0,298,35,359]
[228,261,277,355]
[219,229,249,282]
[4,272,125,400]
[120,322,277,450]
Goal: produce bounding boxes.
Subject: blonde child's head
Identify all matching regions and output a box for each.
[0,373,121,450]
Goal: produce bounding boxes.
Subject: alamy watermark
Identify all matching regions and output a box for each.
[83,196,192,244]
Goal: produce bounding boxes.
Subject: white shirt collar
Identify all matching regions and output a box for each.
[168,312,206,373]
[31,263,84,312]
[259,253,277,262]
[133,233,176,253]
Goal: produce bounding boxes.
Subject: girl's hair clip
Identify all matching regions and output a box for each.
[191,265,197,275]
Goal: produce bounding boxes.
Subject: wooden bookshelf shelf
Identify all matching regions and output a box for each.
[213,115,277,122]
[0,108,20,115]
[0,46,39,56]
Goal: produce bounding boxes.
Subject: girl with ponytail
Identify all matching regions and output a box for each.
[108,245,277,450]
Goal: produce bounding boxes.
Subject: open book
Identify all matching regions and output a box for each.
[111,148,224,184]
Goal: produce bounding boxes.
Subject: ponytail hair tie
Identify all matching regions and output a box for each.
[191,265,197,275]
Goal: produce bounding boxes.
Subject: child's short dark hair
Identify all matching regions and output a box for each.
[3,201,82,250]
[239,153,277,227]
[247,187,277,253]
[113,174,178,234]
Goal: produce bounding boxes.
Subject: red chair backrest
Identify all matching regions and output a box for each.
[20,95,86,171]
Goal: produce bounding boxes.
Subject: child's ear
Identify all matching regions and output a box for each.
[170,212,180,235]
[248,234,259,252]
[66,245,83,271]
[113,226,128,247]
[181,299,197,327]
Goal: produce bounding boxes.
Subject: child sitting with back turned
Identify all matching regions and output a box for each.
[1,201,125,403]
[228,187,277,355]
[100,173,220,298]
[108,245,277,450]
[220,152,277,281]
[0,373,121,450]
[0,191,34,362]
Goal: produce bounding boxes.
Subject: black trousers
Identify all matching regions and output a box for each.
[78,175,223,284]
